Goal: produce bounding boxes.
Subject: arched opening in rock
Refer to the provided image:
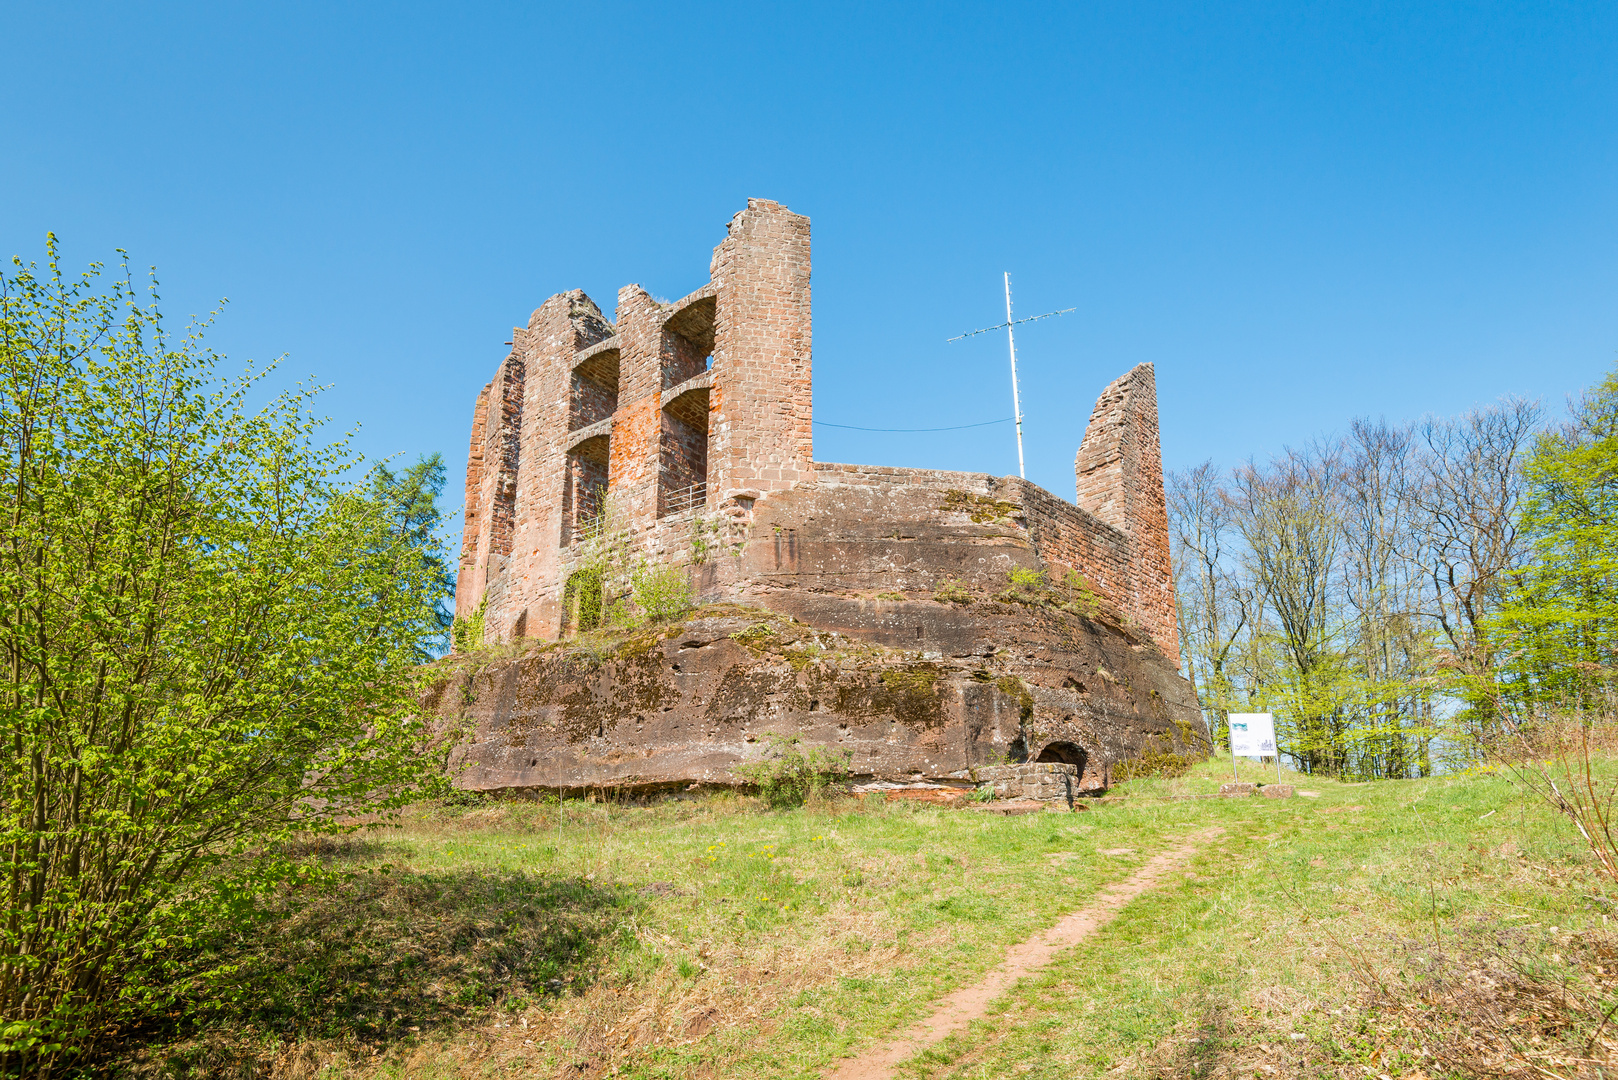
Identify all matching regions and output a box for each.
[1036,741,1089,772]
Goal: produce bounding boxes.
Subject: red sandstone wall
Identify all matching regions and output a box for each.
[606,286,667,532]
[457,354,523,620]
[811,462,1001,494]
[708,200,813,499]
[451,202,1180,668]
[1009,479,1134,618]
[454,384,491,619]
[1072,363,1180,665]
[569,373,615,429]
[501,292,615,641]
[658,411,707,509]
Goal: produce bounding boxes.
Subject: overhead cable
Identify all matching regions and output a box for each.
[812,417,1014,433]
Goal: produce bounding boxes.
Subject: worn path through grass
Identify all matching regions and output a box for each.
[827,826,1225,1080]
[112,756,1618,1079]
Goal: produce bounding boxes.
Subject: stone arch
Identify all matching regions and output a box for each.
[1035,741,1088,772]
[569,343,619,432]
[562,567,604,634]
[562,431,610,545]
[662,294,715,387]
[659,382,710,517]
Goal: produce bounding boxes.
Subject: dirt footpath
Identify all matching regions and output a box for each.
[825,827,1225,1080]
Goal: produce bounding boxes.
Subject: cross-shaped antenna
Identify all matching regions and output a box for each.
[949,274,1074,479]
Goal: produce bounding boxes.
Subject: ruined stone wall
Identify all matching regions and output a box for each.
[442,199,1203,795]
[707,201,813,500]
[453,383,490,615]
[435,464,1207,794]
[454,201,815,642]
[1010,480,1134,620]
[453,199,1182,667]
[1073,364,1179,664]
[569,371,615,430]
[456,354,523,620]
[496,293,613,642]
[658,410,707,504]
[811,462,1002,494]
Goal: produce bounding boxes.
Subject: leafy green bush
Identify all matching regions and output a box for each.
[0,240,450,1071]
[630,564,692,623]
[564,567,605,632]
[453,596,488,652]
[996,566,1048,604]
[734,736,852,809]
[1008,566,1046,591]
[1059,569,1101,617]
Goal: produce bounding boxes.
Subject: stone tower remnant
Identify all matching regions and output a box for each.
[437,199,1207,796]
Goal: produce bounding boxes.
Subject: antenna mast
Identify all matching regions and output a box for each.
[1003,273,1025,478]
[948,282,1073,480]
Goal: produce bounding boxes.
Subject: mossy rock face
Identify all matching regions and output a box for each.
[880,666,942,694]
[436,565,1207,794]
[940,489,1018,524]
[995,677,1034,723]
[1110,733,1201,783]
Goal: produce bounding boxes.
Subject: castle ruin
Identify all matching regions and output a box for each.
[438,199,1206,796]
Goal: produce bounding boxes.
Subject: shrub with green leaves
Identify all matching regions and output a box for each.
[630,563,693,623]
[1008,566,1046,592]
[453,596,488,652]
[993,565,1048,607]
[733,736,852,809]
[0,240,452,1071]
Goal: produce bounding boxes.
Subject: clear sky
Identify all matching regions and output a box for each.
[4,2,1615,540]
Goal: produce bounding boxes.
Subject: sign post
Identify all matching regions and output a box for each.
[1228,713,1279,783]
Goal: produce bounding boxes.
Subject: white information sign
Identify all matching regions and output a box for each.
[1228,713,1276,757]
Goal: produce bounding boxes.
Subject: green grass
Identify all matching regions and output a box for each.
[110,758,1618,1079]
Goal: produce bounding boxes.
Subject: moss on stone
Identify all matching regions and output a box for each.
[880,666,941,694]
[940,489,1018,524]
[995,676,1034,723]
[1111,734,1201,783]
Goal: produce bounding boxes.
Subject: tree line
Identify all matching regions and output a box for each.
[1169,366,1618,779]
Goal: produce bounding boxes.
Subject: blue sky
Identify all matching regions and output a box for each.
[4,2,1615,539]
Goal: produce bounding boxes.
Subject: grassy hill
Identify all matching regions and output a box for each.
[117,758,1616,1079]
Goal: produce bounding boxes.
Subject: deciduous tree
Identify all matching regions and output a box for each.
[0,240,450,1071]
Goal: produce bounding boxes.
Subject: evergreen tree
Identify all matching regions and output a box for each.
[366,453,455,658]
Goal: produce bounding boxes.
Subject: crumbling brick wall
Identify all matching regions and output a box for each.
[707,201,813,499]
[569,372,615,430]
[658,405,708,512]
[454,383,490,615]
[1011,479,1135,614]
[1073,363,1180,664]
[456,353,523,620]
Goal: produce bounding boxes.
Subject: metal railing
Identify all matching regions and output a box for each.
[571,512,605,545]
[662,482,707,517]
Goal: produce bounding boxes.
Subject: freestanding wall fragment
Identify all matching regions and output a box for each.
[1073,363,1180,666]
